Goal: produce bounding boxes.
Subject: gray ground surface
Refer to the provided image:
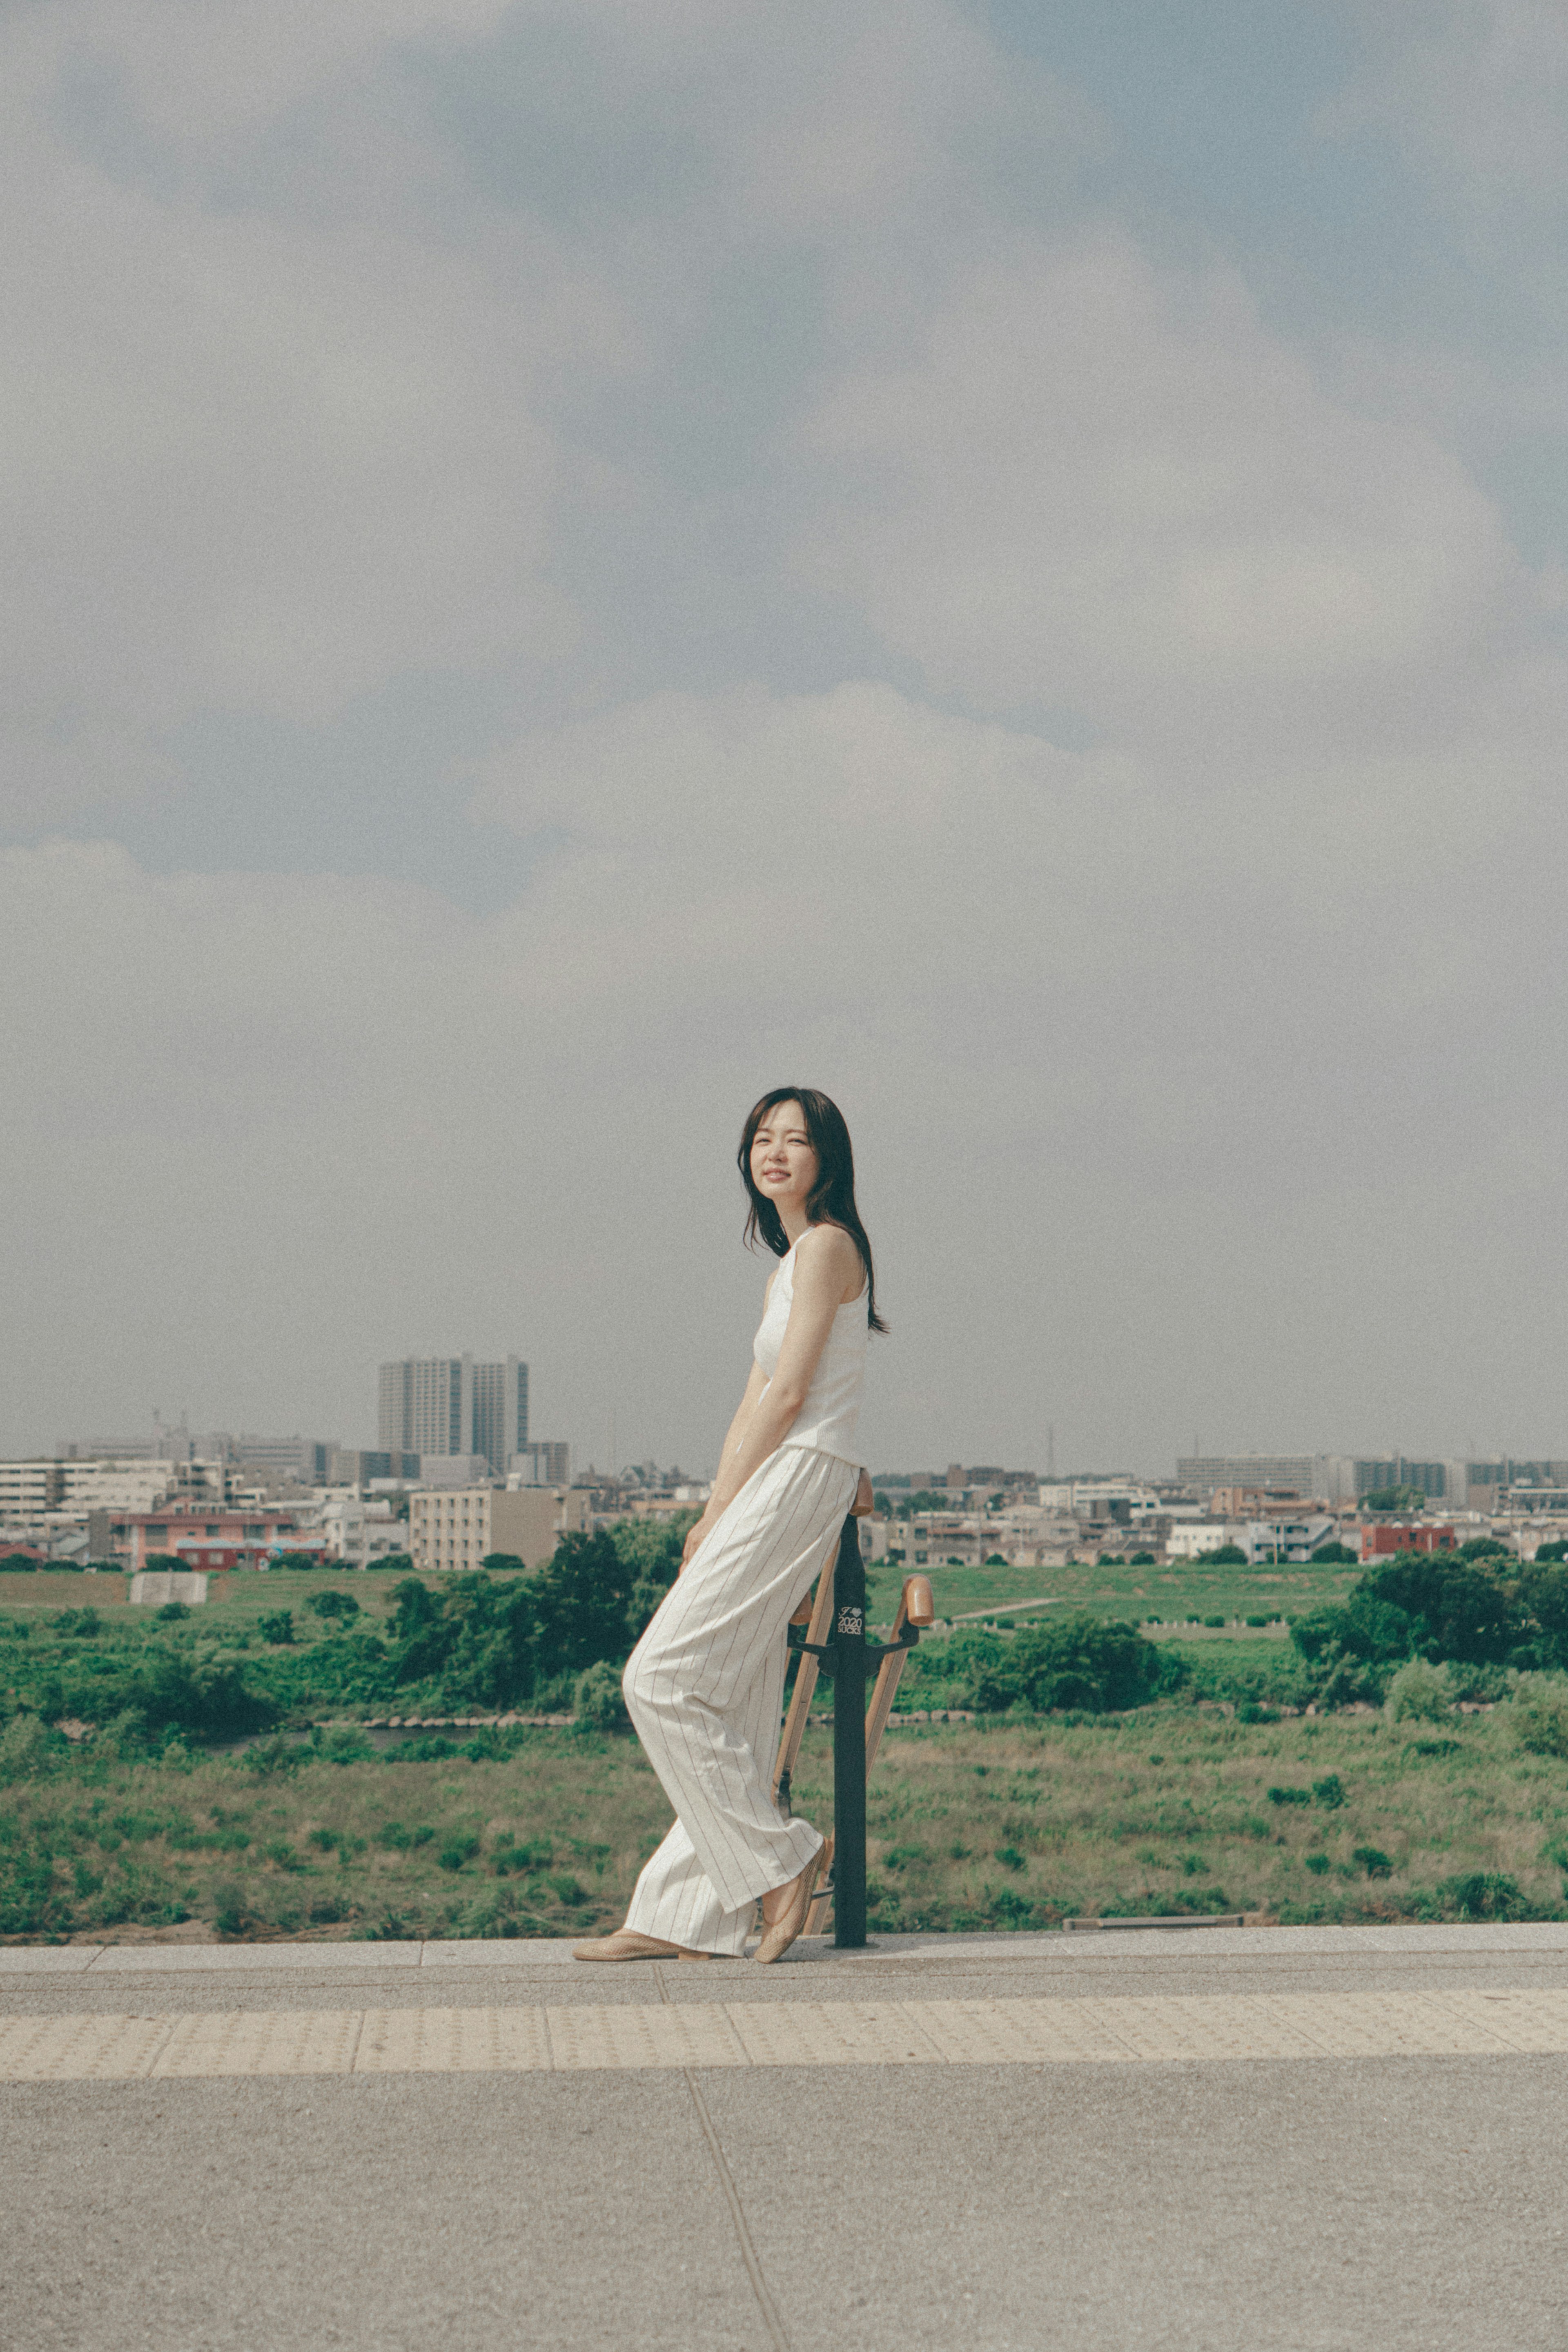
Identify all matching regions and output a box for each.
[5,1926,1566,2350]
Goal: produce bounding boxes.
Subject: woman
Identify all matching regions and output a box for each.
[575,1086,884,1966]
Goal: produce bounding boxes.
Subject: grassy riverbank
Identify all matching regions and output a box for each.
[4,1703,1564,1944]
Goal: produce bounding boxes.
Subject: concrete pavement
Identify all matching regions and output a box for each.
[4,1926,1567,2350]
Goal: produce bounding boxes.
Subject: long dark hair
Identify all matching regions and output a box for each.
[738,1086,887,1333]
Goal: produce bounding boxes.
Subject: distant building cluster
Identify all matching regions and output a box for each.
[865,1450,1568,1572]
[0,1352,581,1577]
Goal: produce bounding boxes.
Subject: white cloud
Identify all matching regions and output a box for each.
[795,234,1516,727]
[0,10,631,829]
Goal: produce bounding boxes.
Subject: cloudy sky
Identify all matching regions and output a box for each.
[4,1,1566,1478]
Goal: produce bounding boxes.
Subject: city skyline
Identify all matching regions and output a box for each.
[5,7,1568,1473]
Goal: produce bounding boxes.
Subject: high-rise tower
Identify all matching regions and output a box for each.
[378,1355,528,1478]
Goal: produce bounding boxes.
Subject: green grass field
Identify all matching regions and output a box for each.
[4,1701,1563,1944]
[869,1555,1361,1626]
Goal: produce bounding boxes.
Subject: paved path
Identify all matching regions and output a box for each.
[5,1926,1568,2350]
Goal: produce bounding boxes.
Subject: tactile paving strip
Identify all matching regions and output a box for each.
[356,2005,550,2072]
[6,1988,1568,2080]
[545,2002,748,2070]
[726,2000,942,2067]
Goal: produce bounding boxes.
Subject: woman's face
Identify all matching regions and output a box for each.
[751,1101,818,1214]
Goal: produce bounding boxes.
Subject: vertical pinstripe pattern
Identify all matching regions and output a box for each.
[621,1445,858,1955]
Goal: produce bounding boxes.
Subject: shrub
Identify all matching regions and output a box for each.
[156,1602,191,1623]
[257,1611,294,1646]
[1384,1657,1453,1725]
[574,1661,630,1732]
[305,1590,360,1622]
[212,1882,246,1937]
[1303,1853,1330,1875]
[1352,1846,1393,1878]
[1509,1674,1568,1759]
[438,1834,481,1871]
[1268,1786,1310,1807]
[1203,1616,1225,1628]
[1442,1871,1529,1921]
[969,1614,1161,1715]
[1312,1775,1346,1809]
[995,1846,1027,1872]
[1206,1546,1248,1565]
[314,1727,376,1766]
[0,1712,60,1782]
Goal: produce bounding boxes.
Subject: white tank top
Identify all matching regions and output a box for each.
[751,1231,869,1467]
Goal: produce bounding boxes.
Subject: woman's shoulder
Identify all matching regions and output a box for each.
[796,1223,862,1283]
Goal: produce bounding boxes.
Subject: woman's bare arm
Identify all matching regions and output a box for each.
[681,1227,862,1563]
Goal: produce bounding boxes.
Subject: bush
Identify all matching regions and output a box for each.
[1509,1674,1568,1759]
[0,1712,61,1782]
[969,1614,1161,1715]
[257,1611,294,1646]
[574,1661,630,1731]
[1206,1546,1248,1565]
[1312,1775,1345,1809]
[1268,1786,1310,1807]
[1441,1871,1529,1921]
[1384,1657,1453,1724]
[1352,1846,1393,1878]
[438,1834,481,1872]
[1310,1541,1359,1564]
[306,1590,361,1621]
[212,1882,247,1937]
[156,1601,191,1623]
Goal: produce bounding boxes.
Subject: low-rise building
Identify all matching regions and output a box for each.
[117,1506,319,1570]
[1355,1523,1459,1561]
[319,1495,409,1568]
[408,1485,590,1573]
[1165,1524,1246,1561]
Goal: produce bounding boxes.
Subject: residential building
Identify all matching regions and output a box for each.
[224,1435,338,1483]
[1038,1480,1162,1524]
[510,1440,570,1486]
[1356,1523,1459,1561]
[118,1506,320,1571]
[320,1496,409,1568]
[378,1353,528,1477]
[1165,1525,1246,1560]
[329,1449,421,1486]
[2,1456,230,1525]
[408,1485,590,1573]
[0,1461,65,1517]
[1240,1514,1336,1563]
[1354,1458,1469,1505]
[419,1454,494,1487]
[1178,1455,1356,1501]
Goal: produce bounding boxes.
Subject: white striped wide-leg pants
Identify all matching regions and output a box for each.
[621,1444,859,1955]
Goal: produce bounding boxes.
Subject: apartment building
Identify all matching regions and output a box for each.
[319,1495,409,1568]
[379,1355,528,1478]
[408,1484,590,1573]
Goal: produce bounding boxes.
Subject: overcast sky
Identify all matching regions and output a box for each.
[4,2,1567,1478]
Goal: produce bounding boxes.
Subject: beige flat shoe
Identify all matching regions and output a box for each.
[754,1848,824,1966]
[572,1929,712,1962]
